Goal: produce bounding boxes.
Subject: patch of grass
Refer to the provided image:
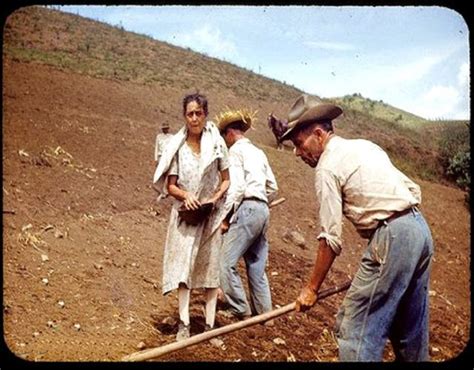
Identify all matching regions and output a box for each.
[334,94,428,128]
[4,6,470,189]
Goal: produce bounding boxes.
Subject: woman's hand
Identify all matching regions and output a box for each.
[184,192,201,210]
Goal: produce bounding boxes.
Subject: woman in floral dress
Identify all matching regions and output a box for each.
[153,93,230,341]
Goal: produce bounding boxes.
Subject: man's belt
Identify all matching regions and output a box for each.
[243,196,267,204]
[384,206,416,224]
[360,206,417,239]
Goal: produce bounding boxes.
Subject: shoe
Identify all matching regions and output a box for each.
[176,322,190,342]
[217,309,251,320]
[204,324,226,349]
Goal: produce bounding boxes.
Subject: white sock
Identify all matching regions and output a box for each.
[178,285,190,326]
[205,288,218,327]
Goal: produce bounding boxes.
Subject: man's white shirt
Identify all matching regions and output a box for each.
[224,138,278,222]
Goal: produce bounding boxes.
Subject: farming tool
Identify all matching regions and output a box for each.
[122,279,352,361]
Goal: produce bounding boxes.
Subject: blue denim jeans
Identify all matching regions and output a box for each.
[220,200,272,316]
[335,208,434,361]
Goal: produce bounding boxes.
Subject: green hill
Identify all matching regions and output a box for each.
[333,93,428,127]
[3,5,469,186]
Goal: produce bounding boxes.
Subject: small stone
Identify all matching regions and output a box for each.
[22,224,33,232]
[282,229,306,248]
[271,271,279,276]
[432,347,440,353]
[73,323,81,331]
[58,300,65,308]
[33,331,40,337]
[429,290,437,297]
[273,337,286,345]
[41,254,49,262]
[54,230,64,238]
[42,278,49,285]
[209,338,226,350]
[137,341,146,350]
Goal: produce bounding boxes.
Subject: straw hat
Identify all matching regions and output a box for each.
[280,94,343,141]
[161,122,170,129]
[215,108,257,134]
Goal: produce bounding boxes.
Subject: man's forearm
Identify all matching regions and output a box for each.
[307,238,337,293]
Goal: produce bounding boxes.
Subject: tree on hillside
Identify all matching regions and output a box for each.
[439,122,470,202]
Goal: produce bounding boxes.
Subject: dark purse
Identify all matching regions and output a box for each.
[178,202,214,226]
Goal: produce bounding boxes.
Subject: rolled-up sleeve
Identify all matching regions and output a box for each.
[315,168,343,255]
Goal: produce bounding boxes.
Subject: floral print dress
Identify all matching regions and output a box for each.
[162,133,229,295]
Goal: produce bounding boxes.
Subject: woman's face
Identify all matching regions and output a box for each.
[185,100,206,136]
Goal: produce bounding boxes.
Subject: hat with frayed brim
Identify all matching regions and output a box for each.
[279,94,343,142]
[215,108,257,134]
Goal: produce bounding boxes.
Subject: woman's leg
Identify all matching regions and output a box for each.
[178,283,191,325]
[205,288,219,328]
[177,283,191,341]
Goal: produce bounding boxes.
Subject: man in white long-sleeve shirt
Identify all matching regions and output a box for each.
[216,109,278,318]
[279,94,433,362]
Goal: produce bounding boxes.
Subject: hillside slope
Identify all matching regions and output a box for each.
[2,6,470,363]
[3,6,449,182]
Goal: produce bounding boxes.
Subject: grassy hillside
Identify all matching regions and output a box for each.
[3,5,468,185]
[3,6,302,102]
[333,93,428,127]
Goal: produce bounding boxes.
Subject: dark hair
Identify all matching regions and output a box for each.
[182,93,208,116]
[299,119,333,136]
[222,120,246,135]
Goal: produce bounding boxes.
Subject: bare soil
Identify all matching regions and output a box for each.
[2,58,471,364]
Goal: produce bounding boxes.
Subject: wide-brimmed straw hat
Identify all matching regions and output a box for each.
[215,108,257,134]
[161,122,170,129]
[279,94,343,142]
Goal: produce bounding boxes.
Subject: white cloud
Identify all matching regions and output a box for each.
[457,62,469,88]
[172,24,238,61]
[413,85,461,120]
[303,41,355,51]
[384,55,445,85]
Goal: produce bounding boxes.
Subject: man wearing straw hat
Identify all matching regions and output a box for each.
[216,109,278,320]
[279,94,433,362]
[154,122,172,165]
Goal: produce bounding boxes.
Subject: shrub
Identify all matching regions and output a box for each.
[447,150,470,190]
[438,122,470,195]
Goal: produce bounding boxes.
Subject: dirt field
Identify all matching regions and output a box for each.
[2,56,471,365]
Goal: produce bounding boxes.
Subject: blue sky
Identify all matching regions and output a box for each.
[58,5,470,120]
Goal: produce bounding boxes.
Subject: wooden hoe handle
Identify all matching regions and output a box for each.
[122,280,352,362]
